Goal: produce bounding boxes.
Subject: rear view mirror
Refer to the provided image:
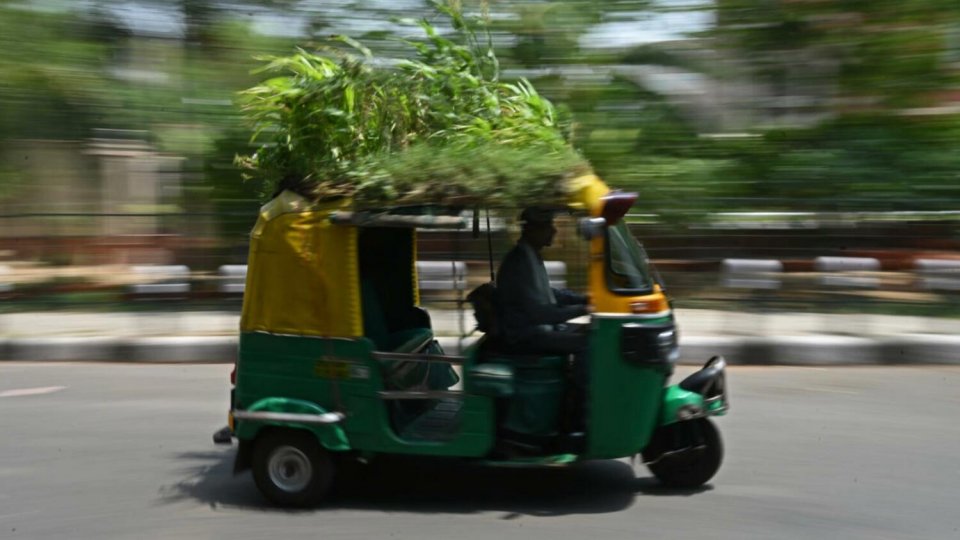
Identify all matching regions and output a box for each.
[578,217,607,240]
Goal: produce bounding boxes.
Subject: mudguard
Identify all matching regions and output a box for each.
[232,397,350,452]
[658,356,729,426]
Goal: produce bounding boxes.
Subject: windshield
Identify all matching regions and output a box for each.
[605,222,654,295]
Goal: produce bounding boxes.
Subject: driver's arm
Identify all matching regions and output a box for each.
[553,288,588,307]
[499,255,588,325]
[523,290,588,325]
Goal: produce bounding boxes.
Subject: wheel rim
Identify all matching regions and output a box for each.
[267,445,313,493]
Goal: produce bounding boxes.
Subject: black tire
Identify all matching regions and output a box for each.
[251,430,334,507]
[643,418,722,489]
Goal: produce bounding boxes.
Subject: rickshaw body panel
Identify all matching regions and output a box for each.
[583,314,674,459]
[234,331,496,458]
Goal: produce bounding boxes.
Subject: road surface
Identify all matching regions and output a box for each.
[1,363,958,539]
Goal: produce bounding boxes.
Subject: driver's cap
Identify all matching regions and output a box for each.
[519,207,555,225]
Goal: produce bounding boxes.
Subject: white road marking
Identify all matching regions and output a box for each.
[801,386,859,395]
[0,386,66,398]
[0,511,40,521]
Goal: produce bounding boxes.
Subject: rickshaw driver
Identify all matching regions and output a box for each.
[496,207,591,431]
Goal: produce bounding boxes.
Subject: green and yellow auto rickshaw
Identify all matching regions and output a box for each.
[220,173,729,507]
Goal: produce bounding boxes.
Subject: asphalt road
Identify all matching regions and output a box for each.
[1,363,958,540]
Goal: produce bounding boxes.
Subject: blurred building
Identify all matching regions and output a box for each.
[0,133,184,265]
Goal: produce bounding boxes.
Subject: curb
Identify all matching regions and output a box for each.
[743,336,881,366]
[122,336,237,363]
[0,336,237,363]
[681,335,960,366]
[878,335,960,365]
[0,335,957,365]
[5,337,124,362]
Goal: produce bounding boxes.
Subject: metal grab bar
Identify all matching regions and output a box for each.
[371,352,466,365]
[232,410,345,425]
[378,390,463,400]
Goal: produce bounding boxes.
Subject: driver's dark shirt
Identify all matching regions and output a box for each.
[496,240,588,343]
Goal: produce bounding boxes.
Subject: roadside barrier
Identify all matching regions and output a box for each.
[128,265,190,299]
[416,261,467,293]
[218,265,248,295]
[915,259,960,291]
[720,259,783,290]
[814,256,881,289]
[0,265,11,294]
[544,261,568,289]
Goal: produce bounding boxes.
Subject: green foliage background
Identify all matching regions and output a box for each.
[235,7,589,207]
[0,0,958,230]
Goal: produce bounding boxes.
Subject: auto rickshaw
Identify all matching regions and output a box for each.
[220,173,729,507]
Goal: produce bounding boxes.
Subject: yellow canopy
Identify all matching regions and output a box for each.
[240,190,363,337]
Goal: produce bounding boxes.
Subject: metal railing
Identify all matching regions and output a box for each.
[0,210,957,316]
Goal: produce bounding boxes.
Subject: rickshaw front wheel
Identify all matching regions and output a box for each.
[643,418,722,489]
[252,430,334,507]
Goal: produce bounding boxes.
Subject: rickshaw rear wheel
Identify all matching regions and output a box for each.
[252,429,334,507]
[643,418,722,489]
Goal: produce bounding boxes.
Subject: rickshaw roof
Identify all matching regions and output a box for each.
[293,173,611,229]
[238,174,611,339]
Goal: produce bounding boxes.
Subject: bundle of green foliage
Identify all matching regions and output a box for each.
[235,3,590,208]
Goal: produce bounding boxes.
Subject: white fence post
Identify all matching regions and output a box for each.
[218,265,248,295]
[129,265,191,295]
[915,259,960,291]
[720,259,784,290]
[814,257,881,289]
[416,261,467,292]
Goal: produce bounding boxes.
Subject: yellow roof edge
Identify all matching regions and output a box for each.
[566,174,611,215]
[260,190,354,222]
[261,180,613,220]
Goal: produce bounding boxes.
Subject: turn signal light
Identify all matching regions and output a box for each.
[630,295,668,313]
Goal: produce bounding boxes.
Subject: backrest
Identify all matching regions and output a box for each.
[361,279,390,348]
[466,282,499,337]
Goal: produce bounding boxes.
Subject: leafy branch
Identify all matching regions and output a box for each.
[235,2,589,207]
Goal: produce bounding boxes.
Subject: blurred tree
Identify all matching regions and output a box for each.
[0,6,110,140]
[712,0,960,117]
[0,4,119,210]
[478,0,728,218]
[3,0,958,231]
[704,0,960,211]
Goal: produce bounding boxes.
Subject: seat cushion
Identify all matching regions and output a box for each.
[467,363,515,397]
[485,353,567,370]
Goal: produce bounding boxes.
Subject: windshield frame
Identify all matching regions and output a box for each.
[604,221,655,296]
